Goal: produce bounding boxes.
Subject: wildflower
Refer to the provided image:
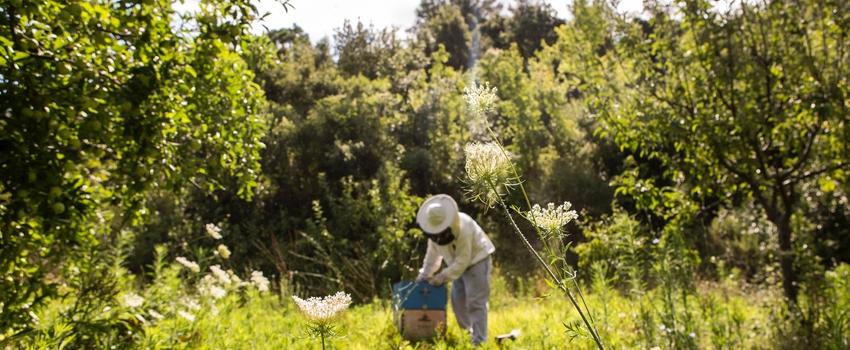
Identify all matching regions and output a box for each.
[205,223,222,240]
[208,285,227,299]
[176,256,200,273]
[210,265,231,285]
[464,81,498,118]
[148,309,164,320]
[215,244,231,259]
[292,291,352,323]
[251,270,270,292]
[122,293,144,308]
[181,298,201,311]
[178,310,196,322]
[527,202,579,237]
[464,142,514,206]
[228,269,245,286]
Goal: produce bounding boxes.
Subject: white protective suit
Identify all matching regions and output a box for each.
[417,212,495,345]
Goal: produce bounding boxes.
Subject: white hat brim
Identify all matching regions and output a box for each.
[416,194,458,234]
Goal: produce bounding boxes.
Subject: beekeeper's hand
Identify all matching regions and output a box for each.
[415,275,428,283]
[427,274,447,286]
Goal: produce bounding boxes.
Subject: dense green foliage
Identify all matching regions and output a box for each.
[1,0,849,348]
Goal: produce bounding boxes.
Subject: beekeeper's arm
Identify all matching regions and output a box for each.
[416,240,442,281]
[430,226,472,284]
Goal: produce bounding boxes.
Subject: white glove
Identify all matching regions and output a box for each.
[415,275,428,283]
[427,274,447,286]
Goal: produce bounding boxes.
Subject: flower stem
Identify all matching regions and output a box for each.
[492,184,605,350]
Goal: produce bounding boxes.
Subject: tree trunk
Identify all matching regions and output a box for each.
[772,210,798,302]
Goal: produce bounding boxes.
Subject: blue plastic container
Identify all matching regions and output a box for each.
[392,281,447,310]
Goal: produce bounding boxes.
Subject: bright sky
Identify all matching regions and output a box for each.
[176,0,645,43]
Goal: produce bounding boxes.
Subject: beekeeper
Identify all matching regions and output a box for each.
[415,194,495,346]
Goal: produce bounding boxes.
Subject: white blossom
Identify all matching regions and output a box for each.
[464,142,514,206]
[205,223,222,240]
[527,202,579,237]
[176,256,200,273]
[181,298,201,311]
[251,270,270,292]
[208,285,226,299]
[121,293,144,308]
[198,275,227,299]
[292,291,352,323]
[464,81,498,118]
[228,269,245,287]
[178,310,196,322]
[148,309,164,320]
[215,244,231,259]
[209,265,231,285]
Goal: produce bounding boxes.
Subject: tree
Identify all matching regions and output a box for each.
[501,0,565,59]
[0,0,269,335]
[604,0,850,302]
[416,3,471,70]
[334,20,404,79]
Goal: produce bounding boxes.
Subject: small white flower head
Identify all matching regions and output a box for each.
[292,291,352,324]
[198,275,227,299]
[208,285,227,299]
[178,310,196,322]
[122,293,144,308]
[464,142,514,206]
[176,256,200,273]
[205,223,223,240]
[464,81,498,118]
[210,265,231,285]
[181,297,201,311]
[148,309,164,320]
[215,244,231,259]
[527,202,579,238]
[251,270,270,292]
[228,269,246,287]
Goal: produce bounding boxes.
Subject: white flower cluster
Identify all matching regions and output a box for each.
[122,293,144,308]
[464,81,498,118]
[292,291,352,323]
[178,310,196,322]
[210,265,231,285]
[215,244,231,259]
[205,223,222,240]
[527,202,579,237]
[175,256,200,273]
[251,271,270,292]
[464,142,514,206]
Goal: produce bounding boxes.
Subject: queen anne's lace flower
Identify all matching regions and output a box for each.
[178,310,196,322]
[228,269,247,287]
[148,309,164,320]
[464,82,498,118]
[176,257,200,273]
[292,291,352,323]
[251,270,270,292]
[527,202,579,237]
[208,285,226,299]
[464,142,514,206]
[205,223,222,240]
[210,265,231,285]
[215,244,231,259]
[122,293,144,308]
[181,297,201,311]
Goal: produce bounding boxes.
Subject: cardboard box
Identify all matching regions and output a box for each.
[392,281,447,310]
[398,309,447,340]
